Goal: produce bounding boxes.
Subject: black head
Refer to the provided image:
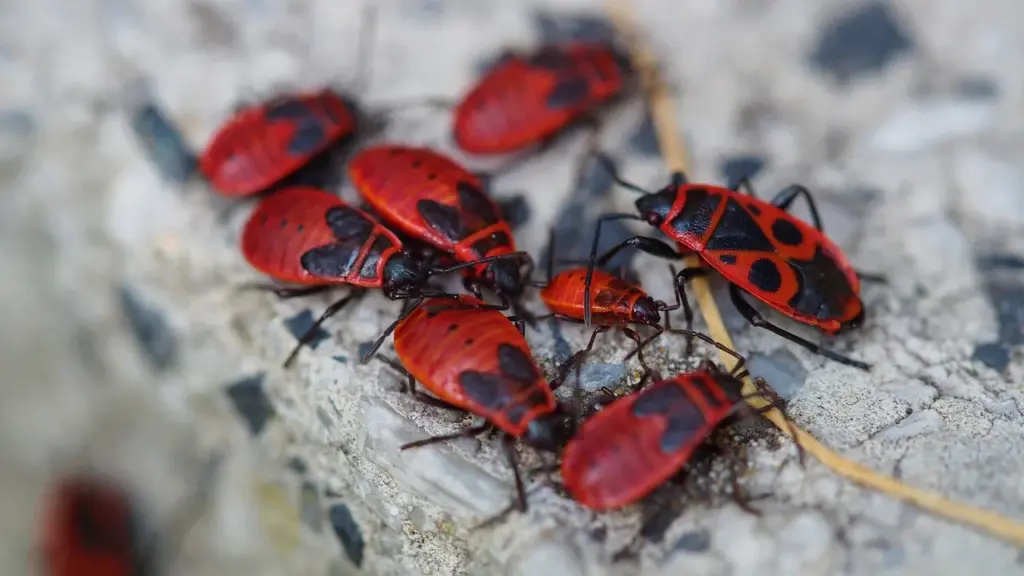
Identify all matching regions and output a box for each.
[716,371,746,401]
[382,252,427,295]
[523,408,575,453]
[487,259,525,298]
[630,296,661,325]
[634,186,677,227]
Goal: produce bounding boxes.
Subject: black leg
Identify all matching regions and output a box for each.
[594,235,687,268]
[741,378,806,467]
[400,423,490,450]
[620,326,653,390]
[769,184,823,232]
[374,354,462,411]
[359,297,425,364]
[660,265,710,343]
[549,322,612,392]
[729,175,759,198]
[727,284,870,371]
[502,435,528,513]
[857,271,888,284]
[583,213,644,326]
[283,290,363,367]
[239,283,332,299]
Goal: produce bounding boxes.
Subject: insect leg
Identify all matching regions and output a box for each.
[550,322,612,391]
[729,175,760,198]
[727,284,870,371]
[400,423,490,450]
[583,214,646,326]
[594,236,686,268]
[359,296,426,364]
[620,326,653,391]
[238,283,332,299]
[284,289,364,367]
[502,434,528,513]
[373,354,462,411]
[768,184,823,231]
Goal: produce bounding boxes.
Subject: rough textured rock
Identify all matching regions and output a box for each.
[3,0,1024,575]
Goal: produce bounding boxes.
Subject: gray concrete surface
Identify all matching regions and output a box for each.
[2,0,1024,574]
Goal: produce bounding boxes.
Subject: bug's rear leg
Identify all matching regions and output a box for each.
[238,283,332,299]
[284,290,364,367]
[400,423,490,450]
[374,354,462,411]
[727,284,870,371]
[620,326,654,391]
[549,320,612,391]
[768,184,823,232]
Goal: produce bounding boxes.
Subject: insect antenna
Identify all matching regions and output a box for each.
[592,152,652,195]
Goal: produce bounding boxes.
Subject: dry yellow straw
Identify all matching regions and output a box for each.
[606,0,1024,547]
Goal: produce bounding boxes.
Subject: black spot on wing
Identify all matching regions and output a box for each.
[705,198,776,252]
[417,198,466,242]
[359,235,393,279]
[632,381,707,454]
[748,258,783,293]
[719,254,737,265]
[264,100,328,156]
[771,218,804,246]
[459,371,510,410]
[786,244,857,319]
[324,206,374,242]
[546,76,593,109]
[497,343,540,384]
[301,238,364,278]
[457,181,501,229]
[669,188,720,239]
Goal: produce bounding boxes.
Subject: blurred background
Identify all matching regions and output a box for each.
[3,0,1024,575]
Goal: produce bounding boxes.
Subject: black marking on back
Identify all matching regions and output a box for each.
[459,372,510,410]
[301,238,364,278]
[498,343,540,384]
[632,380,707,454]
[669,188,720,239]
[471,231,513,257]
[719,254,737,265]
[748,258,783,293]
[264,100,328,156]
[459,344,540,413]
[771,218,804,246]
[786,244,857,319]
[705,198,776,252]
[325,206,374,242]
[418,199,466,241]
[457,181,501,229]
[359,235,393,279]
[546,76,593,109]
